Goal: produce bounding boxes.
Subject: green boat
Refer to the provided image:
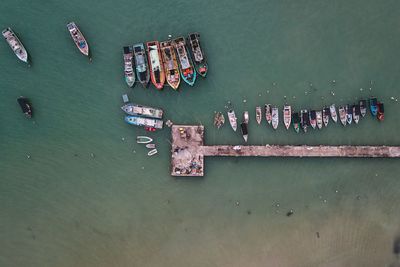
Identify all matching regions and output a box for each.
[292,112,300,133]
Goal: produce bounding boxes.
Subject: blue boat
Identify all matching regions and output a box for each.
[133,43,150,88]
[173,37,196,86]
[369,97,378,116]
[124,115,163,129]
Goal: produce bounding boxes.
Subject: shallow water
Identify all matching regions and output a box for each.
[1,0,400,266]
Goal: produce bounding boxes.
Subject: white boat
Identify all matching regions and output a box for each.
[316,111,323,129]
[123,46,135,87]
[265,104,272,124]
[136,136,153,144]
[147,149,158,156]
[121,103,163,119]
[227,109,237,131]
[330,104,338,123]
[353,105,361,124]
[244,111,249,124]
[346,105,352,125]
[125,116,163,129]
[338,106,347,126]
[66,22,89,57]
[2,27,29,63]
[146,143,156,149]
[271,107,279,130]
[256,106,262,124]
[283,105,291,130]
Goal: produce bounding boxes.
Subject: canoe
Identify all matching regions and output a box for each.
[316,111,323,129]
[322,107,330,127]
[160,40,180,90]
[265,104,272,125]
[17,96,32,118]
[187,32,208,77]
[214,112,225,129]
[2,27,29,63]
[227,109,237,131]
[359,99,367,117]
[377,102,384,121]
[136,136,153,144]
[370,97,378,116]
[146,41,165,89]
[173,37,196,86]
[338,106,347,126]
[147,149,158,156]
[346,105,352,125]
[121,103,163,119]
[309,110,317,129]
[240,122,248,142]
[256,106,262,125]
[123,46,135,87]
[66,22,89,58]
[353,104,361,124]
[133,43,150,88]
[292,112,300,133]
[283,105,291,130]
[271,107,279,130]
[330,104,338,123]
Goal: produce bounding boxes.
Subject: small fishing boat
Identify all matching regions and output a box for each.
[187,32,208,77]
[136,136,153,144]
[123,46,135,87]
[121,103,163,119]
[256,106,262,125]
[146,41,165,89]
[243,111,249,124]
[173,37,196,86]
[125,116,163,129]
[377,102,384,121]
[146,143,156,149]
[133,43,150,88]
[160,40,180,90]
[309,110,317,129]
[17,96,32,118]
[227,109,237,131]
[240,122,248,142]
[322,107,330,127]
[346,105,352,125]
[265,104,272,125]
[283,105,291,130]
[359,99,367,117]
[316,111,323,129]
[353,104,361,124]
[214,112,225,129]
[330,104,338,123]
[2,27,29,63]
[271,107,279,130]
[292,112,300,133]
[370,97,378,116]
[338,106,347,126]
[148,149,158,156]
[66,22,89,58]
[301,110,309,133]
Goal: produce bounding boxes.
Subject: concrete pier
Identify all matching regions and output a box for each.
[170,125,400,177]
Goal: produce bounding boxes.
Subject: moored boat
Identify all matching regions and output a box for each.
[359,99,367,117]
[265,104,272,125]
[136,136,153,144]
[301,110,309,133]
[227,109,237,131]
[66,22,90,58]
[121,103,163,119]
[125,116,163,129]
[160,40,180,90]
[283,105,291,130]
[240,122,248,142]
[330,104,338,123]
[271,107,279,130]
[2,27,29,63]
[377,102,384,121]
[214,112,225,129]
[17,96,32,118]
[123,46,135,87]
[187,32,208,77]
[370,97,378,116]
[346,105,352,125]
[256,106,262,125]
[133,43,150,88]
[244,111,249,124]
[146,41,165,89]
[309,110,317,129]
[316,111,323,129]
[173,37,196,86]
[322,107,330,127]
[353,104,361,124]
[147,148,158,156]
[146,143,156,149]
[338,106,347,126]
[292,112,300,133]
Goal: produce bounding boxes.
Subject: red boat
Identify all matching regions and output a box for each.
[377,102,384,121]
[145,126,157,132]
[146,41,165,89]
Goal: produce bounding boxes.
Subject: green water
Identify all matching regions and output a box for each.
[1,0,400,266]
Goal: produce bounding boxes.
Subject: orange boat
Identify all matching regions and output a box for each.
[146,41,165,90]
[160,40,180,90]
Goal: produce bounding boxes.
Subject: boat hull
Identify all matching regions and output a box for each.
[133,43,150,88]
[67,22,89,57]
[121,103,163,119]
[160,40,181,90]
[2,27,29,63]
[125,116,163,129]
[173,37,196,86]
[146,41,165,90]
[187,32,208,77]
[123,46,135,87]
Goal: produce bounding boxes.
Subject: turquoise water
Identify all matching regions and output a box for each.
[1,0,400,266]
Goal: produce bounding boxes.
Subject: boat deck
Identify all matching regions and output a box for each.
[170,125,400,177]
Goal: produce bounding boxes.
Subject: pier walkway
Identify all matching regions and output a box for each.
[170,125,400,177]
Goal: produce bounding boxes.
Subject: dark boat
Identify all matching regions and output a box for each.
[301,109,309,133]
[353,104,361,124]
[322,107,330,127]
[377,102,384,121]
[17,96,32,118]
[346,105,352,125]
[240,122,248,142]
[359,99,367,117]
[369,97,378,116]
[292,112,300,133]
[133,43,150,88]
[309,110,317,129]
[187,32,208,77]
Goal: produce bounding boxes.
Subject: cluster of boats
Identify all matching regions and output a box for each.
[214,97,385,142]
[136,136,158,156]
[123,33,208,90]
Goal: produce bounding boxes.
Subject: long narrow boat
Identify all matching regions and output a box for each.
[147,149,158,156]
[187,32,208,77]
[346,105,352,125]
[301,110,309,133]
[133,43,150,88]
[240,122,248,142]
[330,104,338,123]
[256,106,262,124]
[309,110,317,129]
[17,96,32,118]
[2,27,29,63]
[271,107,279,130]
[173,37,196,86]
[123,46,135,87]
[146,41,165,89]
[338,106,347,126]
[377,102,384,121]
[244,111,249,124]
[160,40,180,90]
[292,112,300,133]
[353,104,361,124]
[370,97,378,116]
[121,103,163,119]
[227,109,237,131]
[322,107,330,127]
[265,104,272,125]
[136,136,153,144]
[66,22,90,58]
[125,116,163,129]
[283,105,291,130]
[316,111,323,129]
[359,99,367,117]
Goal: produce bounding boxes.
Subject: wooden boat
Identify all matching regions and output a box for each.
[146,143,156,149]
[316,111,323,129]
[292,112,300,133]
[17,96,32,118]
[271,107,279,130]
[173,37,196,86]
[353,104,361,124]
[227,109,237,131]
[125,116,163,129]
[338,106,347,126]
[121,103,163,119]
[214,112,225,129]
[256,106,262,125]
[330,104,338,123]
[2,27,29,63]
[123,46,135,87]
[147,148,158,156]
[309,110,317,129]
[359,99,367,117]
[136,136,153,144]
[322,107,330,127]
[346,105,352,125]
[283,105,291,130]
[240,122,248,142]
[133,43,150,88]
[160,40,180,90]
[187,32,208,77]
[244,111,249,124]
[146,41,165,89]
[377,102,384,121]
[265,104,272,125]
[301,110,309,133]
[66,22,89,58]
[369,97,378,116]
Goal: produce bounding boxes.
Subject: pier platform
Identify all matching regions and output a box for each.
[170,125,400,177]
